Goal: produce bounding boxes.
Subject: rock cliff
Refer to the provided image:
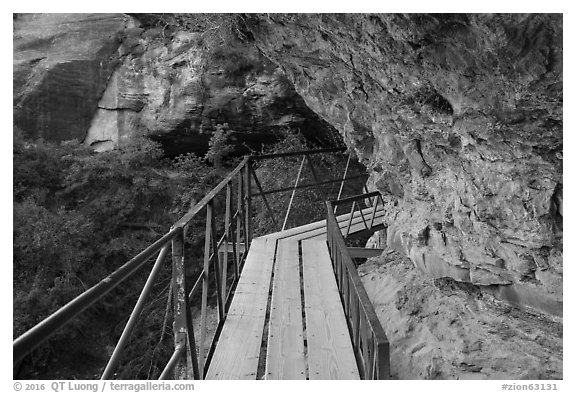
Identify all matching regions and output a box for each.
[14,14,129,142]
[13,13,563,316]
[13,13,337,154]
[242,14,563,315]
[359,251,562,379]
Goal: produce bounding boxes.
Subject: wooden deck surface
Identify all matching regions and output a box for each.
[263,204,385,241]
[265,240,306,379]
[205,238,275,379]
[206,206,383,380]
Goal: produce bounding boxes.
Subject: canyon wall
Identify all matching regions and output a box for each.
[14,13,337,154]
[243,14,563,315]
[13,13,563,315]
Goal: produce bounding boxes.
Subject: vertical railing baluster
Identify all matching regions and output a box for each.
[236,173,243,279]
[366,330,374,379]
[334,248,340,288]
[347,273,353,318]
[171,228,190,379]
[361,312,370,379]
[371,333,378,380]
[352,296,360,351]
[184,277,200,380]
[343,266,350,316]
[369,193,379,230]
[223,184,231,300]
[245,160,252,250]
[209,202,224,322]
[357,202,368,231]
[199,207,211,376]
[358,312,366,379]
[339,255,345,290]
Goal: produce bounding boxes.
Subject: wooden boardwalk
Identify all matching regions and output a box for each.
[206,206,384,380]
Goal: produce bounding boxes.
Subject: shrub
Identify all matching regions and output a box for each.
[205,123,237,168]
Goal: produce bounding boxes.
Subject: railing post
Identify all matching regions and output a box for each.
[245,159,253,249]
[223,183,231,300]
[184,280,200,380]
[368,193,380,230]
[171,228,191,379]
[209,202,225,322]
[236,172,243,279]
[199,205,212,376]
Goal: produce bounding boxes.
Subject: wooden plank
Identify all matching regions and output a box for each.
[204,314,262,380]
[265,240,306,380]
[205,237,276,379]
[301,240,360,380]
[290,210,386,242]
[264,205,378,240]
[264,205,385,241]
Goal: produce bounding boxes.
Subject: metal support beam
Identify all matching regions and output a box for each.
[101,245,169,379]
[282,156,306,231]
[346,247,385,259]
[335,153,352,214]
[250,166,278,228]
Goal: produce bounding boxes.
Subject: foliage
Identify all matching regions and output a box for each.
[209,45,263,81]
[13,199,93,333]
[205,123,237,168]
[13,136,205,378]
[12,124,357,379]
[250,130,347,236]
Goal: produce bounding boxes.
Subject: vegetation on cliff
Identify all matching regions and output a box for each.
[13,124,347,378]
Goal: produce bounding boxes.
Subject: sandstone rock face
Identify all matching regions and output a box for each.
[101,26,336,156]
[359,252,562,379]
[14,13,337,155]
[244,14,562,315]
[13,13,132,141]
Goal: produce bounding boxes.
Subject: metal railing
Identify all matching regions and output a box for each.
[14,147,370,380]
[326,195,390,379]
[335,191,386,239]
